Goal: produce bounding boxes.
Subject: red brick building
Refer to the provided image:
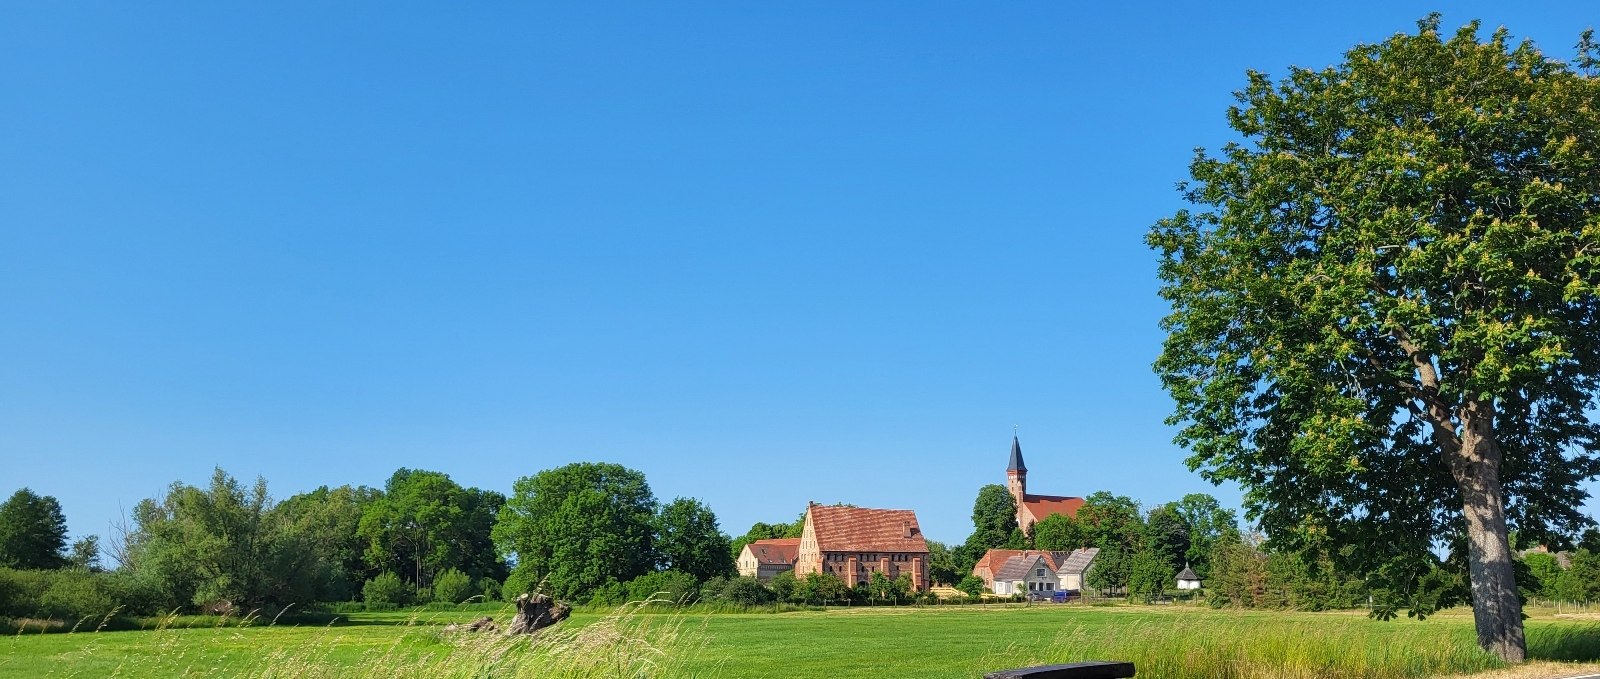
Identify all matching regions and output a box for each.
[793,502,929,591]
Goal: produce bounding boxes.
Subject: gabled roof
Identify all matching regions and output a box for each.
[1176,566,1200,581]
[974,549,1089,577]
[1022,494,1085,520]
[807,504,929,553]
[744,538,800,565]
[1056,547,1099,576]
[1007,435,1027,473]
[993,554,1049,582]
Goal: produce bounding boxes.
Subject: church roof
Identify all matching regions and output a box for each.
[1176,566,1200,581]
[1022,494,1085,521]
[1007,435,1027,472]
[743,538,800,565]
[807,504,929,554]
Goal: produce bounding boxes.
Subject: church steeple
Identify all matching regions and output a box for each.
[1005,433,1027,521]
[1007,434,1026,473]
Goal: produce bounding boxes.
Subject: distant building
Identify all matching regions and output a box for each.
[1176,565,1201,590]
[793,502,929,591]
[737,538,800,581]
[972,547,1099,594]
[1005,435,1085,531]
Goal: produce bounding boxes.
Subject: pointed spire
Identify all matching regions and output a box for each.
[1007,433,1027,473]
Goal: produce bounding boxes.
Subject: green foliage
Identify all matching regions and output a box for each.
[67,536,101,572]
[624,569,699,605]
[1144,504,1192,573]
[793,572,849,604]
[358,469,504,591]
[121,468,313,611]
[1553,549,1600,601]
[0,488,69,570]
[361,572,414,606]
[969,485,1017,546]
[1521,552,1562,598]
[700,576,775,606]
[955,575,985,596]
[275,484,379,601]
[500,562,540,602]
[768,570,797,602]
[1150,15,1600,649]
[654,497,734,581]
[1031,513,1086,551]
[924,540,961,586]
[1127,547,1176,601]
[492,462,658,601]
[37,570,115,621]
[430,568,474,604]
[1173,493,1237,579]
[475,576,501,602]
[1080,492,1144,594]
[587,580,626,606]
[865,571,910,602]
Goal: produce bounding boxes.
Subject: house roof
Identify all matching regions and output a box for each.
[973,548,1098,578]
[1176,566,1200,581]
[1056,547,1099,576]
[744,538,800,565]
[1022,494,1085,521]
[1007,435,1027,473]
[807,504,929,553]
[993,555,1049,582]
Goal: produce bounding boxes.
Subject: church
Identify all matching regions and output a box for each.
[1005,435,1084,530]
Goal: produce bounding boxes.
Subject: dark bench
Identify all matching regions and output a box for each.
[984,661,1136,678]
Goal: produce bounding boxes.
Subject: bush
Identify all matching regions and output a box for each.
[624,570,698,605]
[769,570,797,602]
[38,571,115,622]
[701,576,774,606]
[502,563,539,602]
[431,568,473,604]
[476,576,501,602]
[362,572,414,606]
[956,575,985,596]
[588,580,626,606]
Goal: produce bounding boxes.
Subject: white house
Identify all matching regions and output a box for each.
[736,538,800,581]
[988,554,1060,596]
[1176,565,1201,590]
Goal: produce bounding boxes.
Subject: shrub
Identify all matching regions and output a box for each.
[588,580,626,606]
[431,568,473,604]
[701,576,774,606]
[476,576,501,602]
[502,562,539,602]
[956,575,985,596]
[624,570,698,605]
[362,572,413,606]
[38,571,115,621]
[769,570,797,602]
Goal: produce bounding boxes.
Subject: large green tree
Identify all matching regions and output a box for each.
[654,497,734,581]
[492,462,658,601]
[1149,16,1600,661]
[358,469,505,590]
[962,485,1020,561]
[1172,493,1239,579]
[276,484,380,601]
[0,488,69,570]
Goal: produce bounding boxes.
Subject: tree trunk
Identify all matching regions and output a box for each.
[1452,404,1526,663]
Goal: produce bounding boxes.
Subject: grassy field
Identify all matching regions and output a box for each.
[5,603,1600,678]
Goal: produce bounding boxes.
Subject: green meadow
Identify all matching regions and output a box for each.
[6,603,1600,679]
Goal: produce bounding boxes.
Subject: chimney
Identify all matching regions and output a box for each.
[902,520,911,538]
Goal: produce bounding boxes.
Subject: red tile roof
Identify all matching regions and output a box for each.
[745,538,800,565]
[808,505,928,554]
[973,549,1071,577]
[1023,494,1084,521]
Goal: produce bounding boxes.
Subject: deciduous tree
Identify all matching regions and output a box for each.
[654,497,734,581]
[492,462,657,601]
[0,488,69,570]
[1149,16,1600,660]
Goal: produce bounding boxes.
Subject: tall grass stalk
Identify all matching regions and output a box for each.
[1043,616,1504,679]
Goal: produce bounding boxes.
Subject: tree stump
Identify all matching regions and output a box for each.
[507,593,570,635]
[444,616,499,633]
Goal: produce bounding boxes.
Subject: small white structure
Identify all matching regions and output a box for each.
[1176,565,1201,590]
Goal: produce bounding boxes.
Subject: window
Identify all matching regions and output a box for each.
[1036,569,1046,577]
[1046,583,1054,591]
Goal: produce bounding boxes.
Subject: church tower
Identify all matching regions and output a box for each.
[1006,434,1027,524]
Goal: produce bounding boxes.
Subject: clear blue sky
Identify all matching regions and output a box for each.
[3,2,1597,548]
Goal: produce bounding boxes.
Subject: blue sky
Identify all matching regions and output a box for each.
[3,2,1597,548]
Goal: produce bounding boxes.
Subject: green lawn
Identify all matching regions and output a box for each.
[4,603,1599,678]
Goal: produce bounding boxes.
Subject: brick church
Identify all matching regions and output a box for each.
[1005,435,1084,530]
